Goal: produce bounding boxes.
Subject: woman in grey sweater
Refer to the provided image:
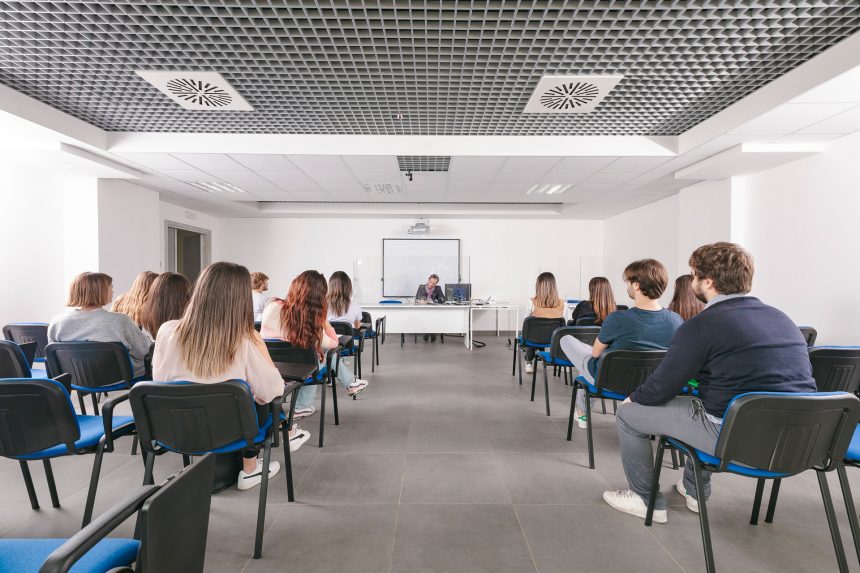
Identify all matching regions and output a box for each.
[48,272,153,378]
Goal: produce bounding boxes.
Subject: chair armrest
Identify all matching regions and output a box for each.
[268,394,283,447]
[101,392,133,450]
[39,485,159,573]
[52,373,73,394]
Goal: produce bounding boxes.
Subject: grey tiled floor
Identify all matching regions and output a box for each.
[4,336,860,572]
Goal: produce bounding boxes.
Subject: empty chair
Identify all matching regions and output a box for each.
[3,322,49,362]
[0,378,135,527]
[0,339,37,378]
[570,349,666,469]
[512,316,565,386]
[1,453,215,573]
[45,341,144,415]
[534,326,600,416]
[130,379,293,559]
[645,392,860,573]
[361,311,386,372]
[799,326,818,347]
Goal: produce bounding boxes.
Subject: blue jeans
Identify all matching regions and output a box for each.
[293,355,357,410]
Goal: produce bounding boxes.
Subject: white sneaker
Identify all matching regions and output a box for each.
[293,405,316,419]
[602,489,667,523]
[525,362,534,374]
[289,426,311,453]
[347,379,368,396]
[676,479,699,513]
[577,414,588,429]
[237,459,281,491]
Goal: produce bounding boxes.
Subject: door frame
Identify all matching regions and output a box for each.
[164,220,212,277]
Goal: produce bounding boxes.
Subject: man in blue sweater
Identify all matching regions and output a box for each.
[602,242,815,524]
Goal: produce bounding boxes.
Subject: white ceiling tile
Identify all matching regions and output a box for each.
[769,133,846,144]
[115,152,193,170]
[304,170,359,184]
[289,191,333,201]
[250,189,294,199]
[536,172,592,184]
[287,155,352,173]
[791,66,860,104]
[448,156,508,172]
[317,182,366,195]
[257,171,323,192]
[207,171,282,192]
[447,184,490,195]
[171,153,246,171]
[602,156,674,172]
[228,154,298,171]
[551,156,618,172]
[155,168,214,181]
[623,171,667,185]
[730,102,856,135]
[448,172,496,186]
[583,171,638,184]
[352,172,404,185]
[409,172,447,185]
[342,156,399,172]
[795,104,860,134]
[491,171,542,185]
[500,156,562,172]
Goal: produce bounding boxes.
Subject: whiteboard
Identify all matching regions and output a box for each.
[383,239,460,297]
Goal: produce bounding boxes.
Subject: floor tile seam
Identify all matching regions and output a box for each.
[639,518,689,572]
[510,496,541,572]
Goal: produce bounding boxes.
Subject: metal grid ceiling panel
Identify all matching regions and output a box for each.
[397,156,451,171]
[1,1,858,136]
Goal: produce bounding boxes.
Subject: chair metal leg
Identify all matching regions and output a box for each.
[765,478,781,523]
[691,458,716,573]
[90,393,100,415]
[543,362,551,416]
[518,346,524,386]
[282,425,295,502]
[332,374,341,421]
[82,437,107,527]
[600,398,607,415]
[143,453,156,485]
[645,437,667,526]
[400,333,404,347]
[253,440,273,559]
[182,454,192,467]
[530,359,537,402]
[566,381,577,441]
[836,464,860,567]
[375,336,380,367]
[511,339,518,376]
[19,461,40,509]
[131,435,138,455]
[818,470,850,572]
[585,390,595,469]
[670,448,679,470]
[43,459,61,508]
[77,392,88,415]
[750,478,765,524]
[563,367,568,386]
[319,381,327,448]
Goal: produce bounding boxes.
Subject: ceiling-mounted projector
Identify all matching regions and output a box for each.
[408,219,430,234]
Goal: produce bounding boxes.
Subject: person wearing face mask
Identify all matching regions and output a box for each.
[599,242,815,525]
[414,273,446,341]
[560,259,683,430]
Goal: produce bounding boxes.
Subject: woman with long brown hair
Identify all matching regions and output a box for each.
[524,272,565,373]
[327,271,363,328]
[153,262,309,491]
[261,270,368,419]
[668,274,704,321]
[112,271,158,329]
[570,277,617,326]
[139,272,192,338]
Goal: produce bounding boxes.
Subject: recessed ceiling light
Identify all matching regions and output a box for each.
[526,183,575,195]
[187,181,247,194]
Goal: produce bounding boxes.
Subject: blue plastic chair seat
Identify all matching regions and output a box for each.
[362,330,377,338]
[536,350,573,367]
[14,415,135,460]
[30,366,48,378]
[0,537,140,573]
[845,426,860,462]
[575,375,627,401]
[306,365,328,383]
[71,381,131,393]
[667,438,788,479]
[516,336,549,349]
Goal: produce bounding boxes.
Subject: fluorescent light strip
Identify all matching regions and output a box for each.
[526,183,575,195]
[187,181,246,193]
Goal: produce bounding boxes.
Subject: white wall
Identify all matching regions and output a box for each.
[736,131,860,345]
[216,217,604,329]
[676,179,732,273]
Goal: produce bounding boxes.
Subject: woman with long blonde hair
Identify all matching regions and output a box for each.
[524,272,565,373]
[153,262,309,491]
[112,271,158,329]
[570,277,617,326]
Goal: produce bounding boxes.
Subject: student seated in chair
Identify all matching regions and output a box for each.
[49,272,154,379]
[667,273,704,321]
[139,272,191,339]
[569,276,617,327]
[560,259,682,430]
[112,270,158,332]
[153,262,310,491]
[602,243,815,524]
[415,273,446,341]
[251,271,270,322]
[524,272,565,373]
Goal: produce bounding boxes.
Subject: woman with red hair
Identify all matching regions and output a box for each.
[260,270,368,418]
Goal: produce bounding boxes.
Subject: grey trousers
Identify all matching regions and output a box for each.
[559,335,596,414]
[616,396,721,510]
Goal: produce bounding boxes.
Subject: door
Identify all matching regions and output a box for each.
[166,223,211,283]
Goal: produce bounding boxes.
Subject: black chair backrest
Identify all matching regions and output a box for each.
[810,348,860,393]
[264,340,317,366]
[593,349,667,396]
[45,341,134,390]
[330,321,355,350]
[616,304,629,311]
[572,315,597,326]
[254,321,262,332]
[521,317,566,346]
[3,323,49,359]
[361,311,372,325]
[375,316,386,344]
[716,392,860,474]
[549,326,601,359]
[137,453,215,573]
[0,378,79,457]
[799,326,818,347]
[129,380,261,455]
[0,340,32,378]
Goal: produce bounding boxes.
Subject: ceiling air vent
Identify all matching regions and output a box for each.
[363,183,406,195]
[135,70,253,111]
[524,75,623,114]
[397,156,451,172]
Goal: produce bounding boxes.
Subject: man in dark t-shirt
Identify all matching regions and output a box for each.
[561,259,682,428]
[602,243,815,524]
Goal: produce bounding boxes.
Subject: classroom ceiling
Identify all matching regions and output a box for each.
[1,1,859,137]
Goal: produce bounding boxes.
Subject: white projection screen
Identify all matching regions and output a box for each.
[382,239,461,297]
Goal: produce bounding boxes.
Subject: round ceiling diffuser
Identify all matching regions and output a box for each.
[539,82,600,110]
[166,78,233,107]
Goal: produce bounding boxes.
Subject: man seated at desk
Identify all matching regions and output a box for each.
[415,273,446,341]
